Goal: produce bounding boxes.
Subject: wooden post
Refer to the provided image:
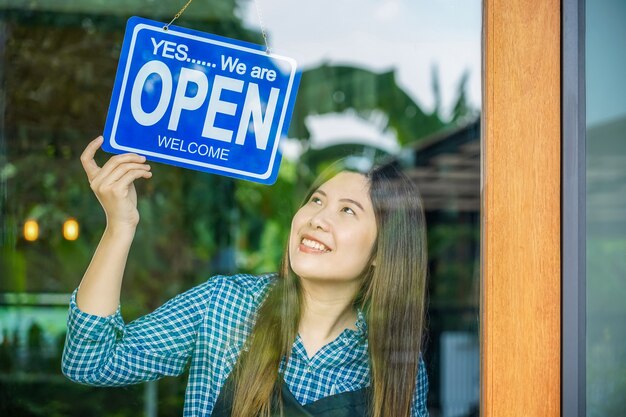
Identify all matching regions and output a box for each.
[482,0,561,416]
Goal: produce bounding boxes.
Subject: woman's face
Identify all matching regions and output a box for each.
[289,172,378,283]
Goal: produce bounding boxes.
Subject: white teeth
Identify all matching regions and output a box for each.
[301,238,329,252]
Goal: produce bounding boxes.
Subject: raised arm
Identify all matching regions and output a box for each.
[76,136,152,317]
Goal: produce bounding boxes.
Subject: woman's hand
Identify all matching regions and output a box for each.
[80,136,152,231]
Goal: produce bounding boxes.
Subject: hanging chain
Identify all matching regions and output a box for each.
[163,0,195,31]
[162,0,271,55]
[253,0,271,54]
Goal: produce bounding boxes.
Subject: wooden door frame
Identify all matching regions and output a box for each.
[481,0,561,416]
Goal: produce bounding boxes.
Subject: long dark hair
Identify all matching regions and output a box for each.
[231,163,428,417]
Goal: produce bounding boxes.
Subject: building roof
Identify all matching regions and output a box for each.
[402,118,480,213]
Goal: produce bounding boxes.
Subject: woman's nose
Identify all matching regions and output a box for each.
[308,211,330,231]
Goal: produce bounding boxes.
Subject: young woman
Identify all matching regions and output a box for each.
[62,136,429,417]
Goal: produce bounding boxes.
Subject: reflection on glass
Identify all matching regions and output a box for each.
[586,0,626,415]
[408,121,480,417]
[0,1,481,416]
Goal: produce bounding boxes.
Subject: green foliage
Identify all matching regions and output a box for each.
[0,7,263,310]
[235,159,301,274]
[288,64,447,146]
[450,70,477,124]
[0,0,240,21]
[428,222,479,307]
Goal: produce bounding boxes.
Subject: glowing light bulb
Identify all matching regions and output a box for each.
[63,218,79,241]
[24,219,39,242]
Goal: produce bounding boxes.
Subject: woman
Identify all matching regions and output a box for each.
[62,136,429,417]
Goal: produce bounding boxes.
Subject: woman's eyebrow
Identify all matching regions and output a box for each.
[340,198,365,212]
[315,190,365,212]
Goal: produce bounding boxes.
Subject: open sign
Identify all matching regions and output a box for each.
[103,17,300,184]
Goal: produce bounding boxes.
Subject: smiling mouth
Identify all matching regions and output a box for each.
[300,237,331,253]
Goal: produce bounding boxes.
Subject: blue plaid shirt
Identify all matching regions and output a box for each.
[62,273,428,416]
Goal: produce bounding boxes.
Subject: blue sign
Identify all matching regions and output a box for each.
[103,16,300,184]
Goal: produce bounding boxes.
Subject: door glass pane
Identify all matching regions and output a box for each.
[0,1,481,415]
[586,1,626,415]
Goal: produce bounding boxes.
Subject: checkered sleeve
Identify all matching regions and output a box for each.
[411,355,429,417]
[62,279,216,386]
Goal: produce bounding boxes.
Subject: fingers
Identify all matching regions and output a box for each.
[99,168,153,200]
[104,162,151,185]
[81,136,149,186]
[81,136,104,181]
[114,169,153,193]
[81,137,153,227]
[91,161,151,192]
[91,153,147,186]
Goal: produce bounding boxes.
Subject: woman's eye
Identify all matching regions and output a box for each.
[310,196,322,205]
[342,207,355,215]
